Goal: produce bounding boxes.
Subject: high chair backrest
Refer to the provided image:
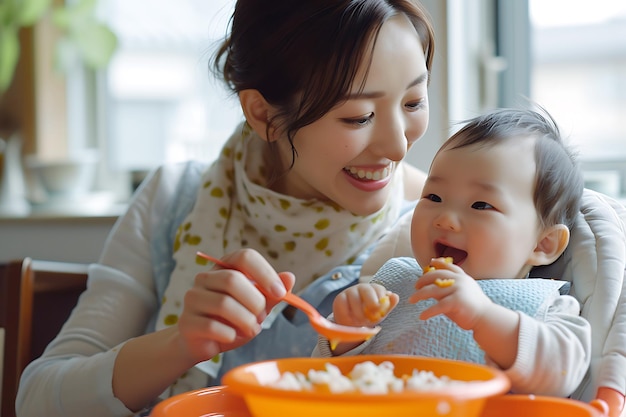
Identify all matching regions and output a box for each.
[532,190,626,417]
[0,258,88,417]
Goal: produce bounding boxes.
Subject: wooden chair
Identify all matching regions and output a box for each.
[0,258,88,417]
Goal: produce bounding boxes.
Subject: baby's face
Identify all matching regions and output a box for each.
[411,137,542,279]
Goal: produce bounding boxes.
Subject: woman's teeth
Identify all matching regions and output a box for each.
[345,165,391,181]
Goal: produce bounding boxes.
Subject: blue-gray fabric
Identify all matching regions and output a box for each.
[365,257,569,363]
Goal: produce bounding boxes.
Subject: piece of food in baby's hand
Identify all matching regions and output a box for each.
[424,257,453,272]
[434,278,455,287]
[330,295,388,350]
[364,295,391,322]
[425,257,455,287]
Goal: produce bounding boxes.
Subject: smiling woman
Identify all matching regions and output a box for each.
[14,2,438,416]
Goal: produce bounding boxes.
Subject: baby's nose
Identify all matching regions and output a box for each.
[434,212,460,231]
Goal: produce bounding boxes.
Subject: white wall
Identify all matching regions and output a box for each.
[0,216,117,263]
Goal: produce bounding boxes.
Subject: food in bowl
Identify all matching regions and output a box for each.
[269,360,467,394]
[222,355,511,417]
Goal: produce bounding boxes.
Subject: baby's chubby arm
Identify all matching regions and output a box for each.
[409,257,520,369]
[331,283,399,355]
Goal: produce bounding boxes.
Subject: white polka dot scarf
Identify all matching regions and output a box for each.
[155,122,404,392]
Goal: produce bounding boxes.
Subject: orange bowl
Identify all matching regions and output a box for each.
[150,386,251,417]
[149,388,609,417]
[221,355,510,417]
[480,395,608,417]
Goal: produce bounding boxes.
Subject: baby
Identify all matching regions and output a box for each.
[314,107,591,397]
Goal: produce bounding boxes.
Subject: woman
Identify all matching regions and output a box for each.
[16,1,435,416]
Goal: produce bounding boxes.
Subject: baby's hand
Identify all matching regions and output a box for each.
[424,256,456,287]
[409,257,492,330]
[333,283,399,328]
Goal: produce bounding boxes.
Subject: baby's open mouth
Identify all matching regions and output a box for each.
[435,242,467,265]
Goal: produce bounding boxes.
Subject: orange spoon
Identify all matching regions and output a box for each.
[196,251,380,347]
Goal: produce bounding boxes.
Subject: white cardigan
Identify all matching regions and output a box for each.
[359,189,626,403]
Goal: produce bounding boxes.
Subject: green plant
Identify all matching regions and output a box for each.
[0,0,117,94]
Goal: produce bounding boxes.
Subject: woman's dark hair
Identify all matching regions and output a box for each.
[211,0,435,171]
[440,107,584,230]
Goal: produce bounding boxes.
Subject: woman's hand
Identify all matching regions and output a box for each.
[177,249,294,364]
[409,257,492,330]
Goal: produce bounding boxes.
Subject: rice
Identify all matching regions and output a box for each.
[266,360,467,394]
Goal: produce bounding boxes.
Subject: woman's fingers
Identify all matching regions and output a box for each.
[278,271,296,294]
[184,279,263,338]
[180,310,239,343]
[221,249,287,299]
[197,268,266,311]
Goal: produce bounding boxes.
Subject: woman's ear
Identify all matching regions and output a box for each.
[239,89,273,141]
[527,224,570,266]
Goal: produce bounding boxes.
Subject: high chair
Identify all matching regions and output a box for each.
[534,190,626,417]
[0,258,88,417]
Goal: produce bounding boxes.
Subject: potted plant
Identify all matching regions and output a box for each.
[0,0,117,215]
[0,0,118,94]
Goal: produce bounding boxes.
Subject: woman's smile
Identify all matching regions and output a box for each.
[343,163,394,181]
[342,163,395,192]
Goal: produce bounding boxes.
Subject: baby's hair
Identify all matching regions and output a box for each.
[439,107,584,230]
[211,0,435,176]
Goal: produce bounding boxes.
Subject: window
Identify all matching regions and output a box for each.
[95,0,444,196]
[529,0,626,201]
[57,1,626,208]
[98,0,241,194]
[497,0,626,202]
